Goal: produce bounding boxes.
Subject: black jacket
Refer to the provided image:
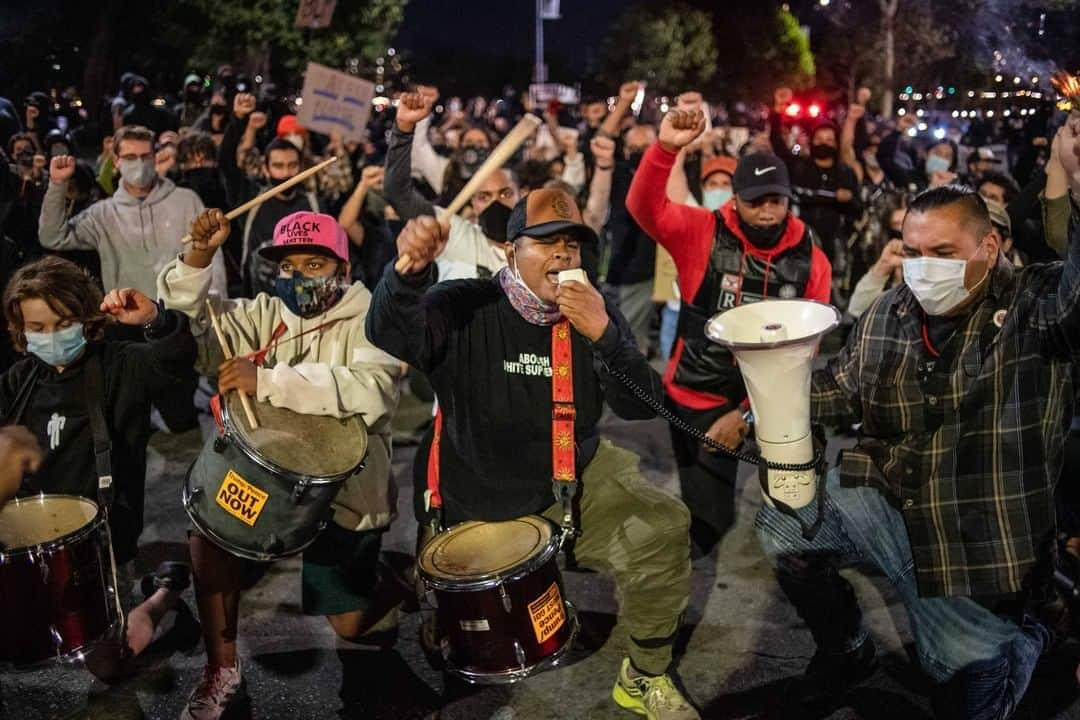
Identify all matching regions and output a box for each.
[0,310,195,562]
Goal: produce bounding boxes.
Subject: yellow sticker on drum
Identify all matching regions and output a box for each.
[215,470,269,527]
[528,582,566,644]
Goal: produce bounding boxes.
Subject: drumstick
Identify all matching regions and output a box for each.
[394,114,542,274]
[205,300,260,429]
[180,156,339,244]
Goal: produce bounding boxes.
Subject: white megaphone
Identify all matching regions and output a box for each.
[705,300,841,509]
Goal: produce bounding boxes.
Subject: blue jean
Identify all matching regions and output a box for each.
[754,469,1049,719]
[660,302,679,361]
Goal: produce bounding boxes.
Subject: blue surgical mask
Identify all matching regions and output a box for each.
[702,188,732,211]
[274,271,345,318]
[925,154,951,176]
[26,323,87,367]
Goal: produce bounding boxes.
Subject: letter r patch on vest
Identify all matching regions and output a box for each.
[216,470,269,527]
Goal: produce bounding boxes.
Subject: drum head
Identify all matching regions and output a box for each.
[225,393,368,479]
[0,495,99,550]
[421,516,554,581]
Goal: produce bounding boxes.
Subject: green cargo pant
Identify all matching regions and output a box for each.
[542,440,692,675]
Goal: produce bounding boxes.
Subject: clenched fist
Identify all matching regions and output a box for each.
[590,135,616,168]
[704,409,749,453]
[396,216,449,275]
[49,155,76,183]
[618,81,641,104]
[248,111,268,131]
[396,91,434,133]
[100,288,159,326]
[184,209,230,269]
[233,92,256,119]
[659,109,706,153]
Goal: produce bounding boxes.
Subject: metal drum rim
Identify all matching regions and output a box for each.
[444,600,580,685]
[418,516,562,591]
[220,399,366,484]
[0,494,106,560]
[182,471,325,562]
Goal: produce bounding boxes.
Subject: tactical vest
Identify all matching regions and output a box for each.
[673,214,814,403]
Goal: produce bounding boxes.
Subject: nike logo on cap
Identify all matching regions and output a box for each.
[754,166,777,176]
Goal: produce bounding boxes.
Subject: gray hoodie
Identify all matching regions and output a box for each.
[39,177,227,297]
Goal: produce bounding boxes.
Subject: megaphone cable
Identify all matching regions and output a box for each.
[603,365,822,472]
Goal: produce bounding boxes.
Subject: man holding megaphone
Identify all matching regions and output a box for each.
[627,108,832,554]
[754,184,1077,718]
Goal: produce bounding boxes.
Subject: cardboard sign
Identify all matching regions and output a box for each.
[528,582,567,644]
[296,62,375,142]
[295,0,337,29]
[216,470,269,527]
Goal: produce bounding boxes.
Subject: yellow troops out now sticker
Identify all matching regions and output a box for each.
[528,582,567,644]
[216,470,269,526]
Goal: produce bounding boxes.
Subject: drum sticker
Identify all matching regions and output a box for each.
[528,582,566,644]
[216,471,269,527]
[459,619,490,632]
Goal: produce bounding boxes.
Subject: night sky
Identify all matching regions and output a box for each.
[394,0,630,86]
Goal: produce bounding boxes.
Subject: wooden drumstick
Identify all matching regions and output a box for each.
[180,156,339,244]
[205,300,260,429]
[394,114,542,274]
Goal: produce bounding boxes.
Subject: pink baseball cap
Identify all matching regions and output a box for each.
[258,211,349,264]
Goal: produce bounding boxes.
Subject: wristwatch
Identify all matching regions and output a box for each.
[142,300,169,338]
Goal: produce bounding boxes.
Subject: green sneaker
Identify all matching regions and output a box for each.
[612,658,700,720]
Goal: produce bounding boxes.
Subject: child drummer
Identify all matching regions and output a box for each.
[157,209,403,720]
[0,256,198,674]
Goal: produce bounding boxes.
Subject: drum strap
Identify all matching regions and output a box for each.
[3,361,42,424]
[551,319,580,551]
[82,353,114,510]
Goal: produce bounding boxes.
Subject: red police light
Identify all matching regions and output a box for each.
[808,104,822,118]
[785,103,801,118]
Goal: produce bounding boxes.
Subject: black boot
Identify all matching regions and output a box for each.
[782,636,879,715]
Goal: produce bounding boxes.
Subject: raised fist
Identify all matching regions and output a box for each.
[659,109,707,152]
[897,114,917,133]
[619,81,641,104]
[396,91,434,132]
[248,111,268,131]
[847,104,866,122]
[100,288,159,326]
[49,154,76,183]
[359,164,384,189]
[856,87,872,106]
[590,135,616,167]
[25,105,39,125]
[233,92,256,119]
[189,208,231,253]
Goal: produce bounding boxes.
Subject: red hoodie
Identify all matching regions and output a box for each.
[627,143,833,411]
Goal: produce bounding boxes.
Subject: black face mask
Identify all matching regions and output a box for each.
[14,151,33,167]
[478,201,513,242]
[810,144,837,161]
[739,216,787,249]
[185,88,202,103]
[270,174,298,198]
[459,146,490,179]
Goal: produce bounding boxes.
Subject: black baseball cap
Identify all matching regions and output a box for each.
[506,188,598,245]
[732,152,793,202]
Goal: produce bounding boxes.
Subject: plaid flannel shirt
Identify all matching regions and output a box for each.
[812,229,1080,599]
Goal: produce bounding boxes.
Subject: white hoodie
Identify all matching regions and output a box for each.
[39,177,227,297]
[157,257,402,531]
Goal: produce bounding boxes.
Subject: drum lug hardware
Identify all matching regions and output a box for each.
[213,436,227,454]
[50,625,63,652]
[35,549,50,584]
[498,584,512,613]
[513,639,527,670]
[292,478,312,504]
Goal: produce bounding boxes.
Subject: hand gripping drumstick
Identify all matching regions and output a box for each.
[179,156,340,244]
[395,114,543,274]
[205,299,260,429]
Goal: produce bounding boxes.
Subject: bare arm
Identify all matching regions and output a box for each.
[600,81,640,139]
[665,148,691,204]
[583,136,616,233]
[339,166,384,248]
[841,104,865,184]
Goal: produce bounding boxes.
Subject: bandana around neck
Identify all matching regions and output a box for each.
[497,266,562,326]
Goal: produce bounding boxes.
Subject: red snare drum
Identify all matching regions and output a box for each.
[0,495,120,667]
[418,516,578,684]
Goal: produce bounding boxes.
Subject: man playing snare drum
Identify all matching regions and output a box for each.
[367,188,700,720]
[157,210,403,720]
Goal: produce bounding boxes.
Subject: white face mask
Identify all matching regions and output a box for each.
[901,256,969,315]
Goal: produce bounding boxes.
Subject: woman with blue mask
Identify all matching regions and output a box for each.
[159,209,404,719]
[1,255,198,678]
